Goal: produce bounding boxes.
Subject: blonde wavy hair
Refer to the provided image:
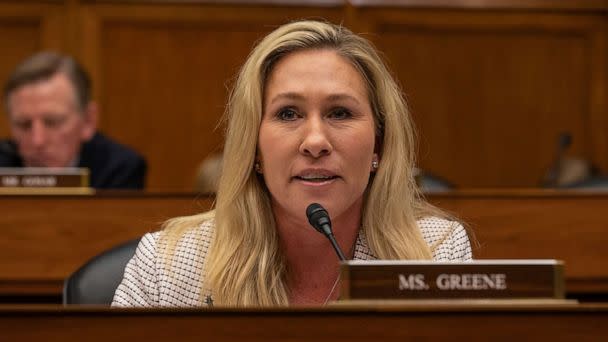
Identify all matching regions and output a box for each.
[162,20,447,306]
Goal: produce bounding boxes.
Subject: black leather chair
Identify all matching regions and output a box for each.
[63,238,140,305]
[564,177,608,190]
[416,170,453,192]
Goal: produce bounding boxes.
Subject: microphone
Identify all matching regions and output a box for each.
[306,203,347,261]
[541,132,573,187]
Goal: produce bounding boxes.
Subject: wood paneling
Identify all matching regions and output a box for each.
[428,190,608,293]
[0,193,213,295]
[78,3,344,190]
[0,1,606,189]
[2,304,608,340]
[351,0,608,10]
[1,190,608,298]
[356,9,607,187]
[0,2,66,137]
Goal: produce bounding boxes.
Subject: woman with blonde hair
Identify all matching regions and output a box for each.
[113,20,471,307]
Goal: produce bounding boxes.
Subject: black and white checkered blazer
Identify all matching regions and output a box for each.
[112,217,472,307]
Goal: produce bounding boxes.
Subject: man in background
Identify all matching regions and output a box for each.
[0,51,146,189]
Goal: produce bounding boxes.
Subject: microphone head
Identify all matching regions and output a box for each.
[558,132,572,150]
[306,203,332,235]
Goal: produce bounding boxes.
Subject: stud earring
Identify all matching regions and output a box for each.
[254,161,262,173]
[372,160,379,170]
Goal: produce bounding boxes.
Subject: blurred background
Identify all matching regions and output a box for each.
[0,0,606,191]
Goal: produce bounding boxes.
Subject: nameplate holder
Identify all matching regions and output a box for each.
[339,260,564,300]
[0,167,92,194]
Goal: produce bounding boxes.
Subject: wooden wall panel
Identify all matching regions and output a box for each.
[79,4,344,190]
[0,2,66,137]
[0,1,605,189]
[356,9,608,187]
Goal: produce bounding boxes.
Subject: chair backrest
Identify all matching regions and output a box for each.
[415,170,453,192]
[564,177,608,190]
[63,238,140,305]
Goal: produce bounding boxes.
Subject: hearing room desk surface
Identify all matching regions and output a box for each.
[1,190,607,299]
[1,303,608,340]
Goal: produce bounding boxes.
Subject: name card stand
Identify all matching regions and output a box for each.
[337,260,574,305]
[0,167,93,195]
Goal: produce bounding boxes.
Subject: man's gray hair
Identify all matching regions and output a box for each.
[3,51,91,113]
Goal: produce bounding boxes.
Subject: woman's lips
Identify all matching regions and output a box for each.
[292,175,340,187]
[293,176,339,186]
[292,168,341,186]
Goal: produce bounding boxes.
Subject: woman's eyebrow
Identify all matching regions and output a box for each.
[269,92,305,105]
[326,93,361,105]
[270,92,361,105]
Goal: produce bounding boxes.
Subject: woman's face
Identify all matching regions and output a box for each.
[258,49,377,226]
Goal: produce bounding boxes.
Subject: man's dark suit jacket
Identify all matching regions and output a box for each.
[0,132,146,189]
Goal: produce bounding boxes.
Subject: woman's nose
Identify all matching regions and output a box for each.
[299,116,332,158]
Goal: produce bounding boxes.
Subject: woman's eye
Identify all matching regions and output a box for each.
[277,108,299,121]
[329,108,352,120]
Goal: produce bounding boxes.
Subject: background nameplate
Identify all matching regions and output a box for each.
[0,168,92,194]
[0,168,89,188]
[340,260,564,300]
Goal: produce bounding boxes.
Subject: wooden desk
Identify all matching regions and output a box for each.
[1,190,607,299]
[0,192,213,297]
[1,303,607,340]
[429,190,608,295]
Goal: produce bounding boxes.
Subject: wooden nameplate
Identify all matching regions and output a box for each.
[340,260,564,300]
[0,167,93,195]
